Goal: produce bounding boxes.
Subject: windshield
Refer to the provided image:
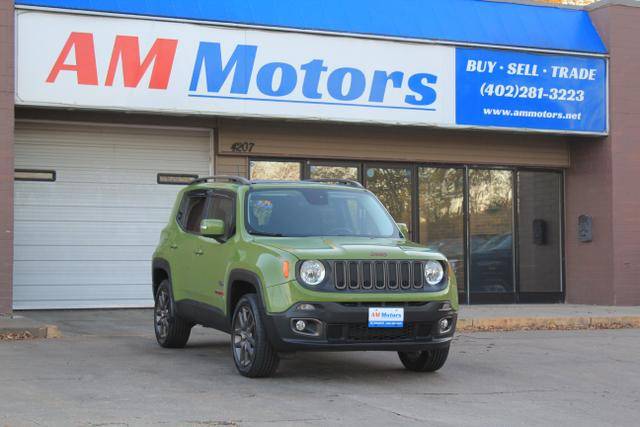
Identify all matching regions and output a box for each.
[246,188,400,238]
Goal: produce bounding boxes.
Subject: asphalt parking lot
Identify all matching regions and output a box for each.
[1,310,639,427]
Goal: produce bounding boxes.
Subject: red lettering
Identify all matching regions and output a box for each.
[105,36,178,89]
[46,32,98,85]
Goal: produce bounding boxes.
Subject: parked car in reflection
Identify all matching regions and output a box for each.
[425,238,465,285]
[470,233,513,293]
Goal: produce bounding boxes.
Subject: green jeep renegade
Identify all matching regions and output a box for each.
[152,176,458,377]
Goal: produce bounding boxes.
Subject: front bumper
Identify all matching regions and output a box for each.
[263,300,457,352]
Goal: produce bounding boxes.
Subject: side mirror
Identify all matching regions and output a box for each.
[396,223,409,239]
[200,219,225,237]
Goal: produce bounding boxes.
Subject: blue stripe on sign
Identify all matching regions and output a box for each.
[15,0,607,54]
[188,94,437,112]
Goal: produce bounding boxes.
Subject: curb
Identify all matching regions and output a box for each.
[457,316,640,332]
[0,323,61,340]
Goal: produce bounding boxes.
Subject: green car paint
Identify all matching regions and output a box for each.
[154,182,458,316]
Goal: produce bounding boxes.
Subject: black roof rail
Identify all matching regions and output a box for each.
[304,178,364,188]
[190,175,251,185]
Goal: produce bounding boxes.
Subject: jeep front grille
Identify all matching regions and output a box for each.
[332,260,431,292]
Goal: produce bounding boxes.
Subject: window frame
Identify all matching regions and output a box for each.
[15,169,56,182]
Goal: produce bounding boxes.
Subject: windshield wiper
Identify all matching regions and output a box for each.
[249,231,285,237]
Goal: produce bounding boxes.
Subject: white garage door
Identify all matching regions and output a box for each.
[13,122,212,309]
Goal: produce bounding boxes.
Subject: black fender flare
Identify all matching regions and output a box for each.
[227,269,267,318]
[152,258,173,300]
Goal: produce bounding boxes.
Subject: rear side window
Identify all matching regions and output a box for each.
[180,194,207,234]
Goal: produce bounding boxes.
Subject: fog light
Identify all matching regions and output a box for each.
[297,303,316,311]
[295,320,307,331]
[291,318,322,337]
[438,318,452,333]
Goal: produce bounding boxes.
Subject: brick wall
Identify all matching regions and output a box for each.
[566,2,640,305]
[0,0,14,314]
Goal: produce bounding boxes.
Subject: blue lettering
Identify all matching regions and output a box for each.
[405,73,438,106]
[300,59,327,99]
[188,42,440,110]
[189,42,257,93]
[257,62,297,97]
[369,71,404,102]
[327,67,366,101]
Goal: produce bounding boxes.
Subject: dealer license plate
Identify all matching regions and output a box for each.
[368,307,404,328]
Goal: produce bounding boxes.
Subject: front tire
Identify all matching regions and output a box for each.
[398,346,450,372]
[231,294,280,378]
[154,280,192,348]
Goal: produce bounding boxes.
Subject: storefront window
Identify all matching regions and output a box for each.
[246,157,563,304]
[364,166,413,233]
[418,167,465,295]
[309,164,359,181]
[469,169,515,300]
[250,160,301,181]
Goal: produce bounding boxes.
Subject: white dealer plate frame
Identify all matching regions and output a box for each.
[368,307,404,329]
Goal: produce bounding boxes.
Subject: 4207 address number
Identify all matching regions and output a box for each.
[230,142,255,153]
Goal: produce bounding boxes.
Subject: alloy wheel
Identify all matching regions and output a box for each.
[155,288,170,341]
[233,305,257,368]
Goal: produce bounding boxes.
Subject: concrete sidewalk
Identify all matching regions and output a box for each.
[3,304,640,339]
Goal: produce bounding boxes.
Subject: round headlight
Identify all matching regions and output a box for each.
[424,260,444,286]
[299,260,325,286]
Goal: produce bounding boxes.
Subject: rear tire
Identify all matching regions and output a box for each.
[398,346,450,372]
[154,280,192,348]
[231,294,280,378]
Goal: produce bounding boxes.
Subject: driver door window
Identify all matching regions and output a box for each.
[204,193,236,241]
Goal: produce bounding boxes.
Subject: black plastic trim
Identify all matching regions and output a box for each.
[175,299,230,333]
[227,269,267,318]
[262,300,457,352]
[151,258,173,299]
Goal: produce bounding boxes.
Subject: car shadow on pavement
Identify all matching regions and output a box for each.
[178,335,420,380]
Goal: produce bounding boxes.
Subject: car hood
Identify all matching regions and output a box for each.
[252,236,446,261]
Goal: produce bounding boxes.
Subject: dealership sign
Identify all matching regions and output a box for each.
[16,11,608,134]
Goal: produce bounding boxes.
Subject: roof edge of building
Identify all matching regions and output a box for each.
[14,0,608,54]
[483,0,585,11]
[586,0,640,10]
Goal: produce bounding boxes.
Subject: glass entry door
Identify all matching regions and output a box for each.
[418,167,465,301]
[469,169,515,303]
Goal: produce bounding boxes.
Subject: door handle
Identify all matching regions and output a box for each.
[170,244,178,250]
[194,249,204,256]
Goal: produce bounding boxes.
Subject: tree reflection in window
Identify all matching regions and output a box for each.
[309,165,359,181]
[469,169,514,294]
[250,161,301,181]
[418,168,465,292]
[365,167,413,232]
